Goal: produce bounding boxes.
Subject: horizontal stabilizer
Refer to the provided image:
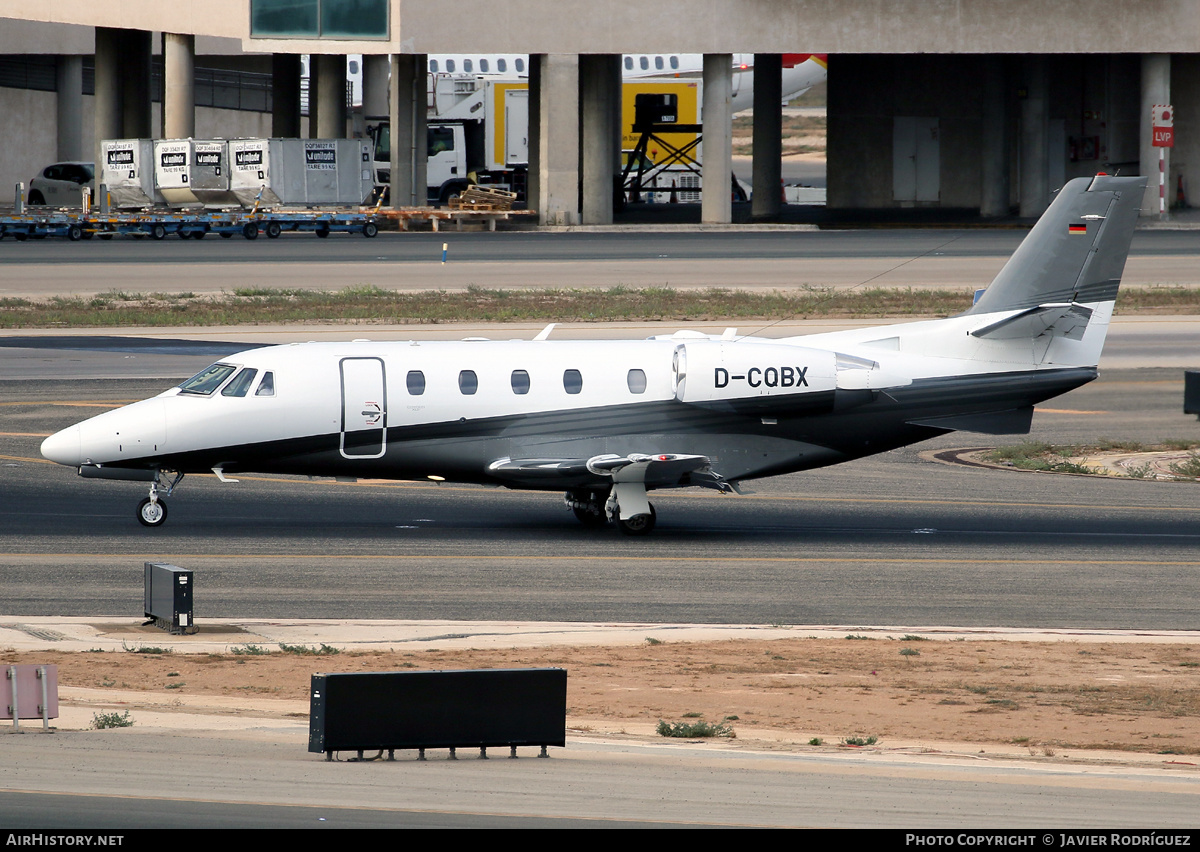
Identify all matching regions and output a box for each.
[968,303,1093,341]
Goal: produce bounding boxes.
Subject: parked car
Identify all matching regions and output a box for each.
[28,161,94,206]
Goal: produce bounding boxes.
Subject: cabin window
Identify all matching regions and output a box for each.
[515,57,525,73]
[463,58,473,72]
[670,56,679,70]
[639,56,649,71]
[511,370,530,395]
[222,368,259,398]
[624,56,633,71]
[479,58,489,72]
[563,369,583,394]
[255,371,275,397]
[497,58,507,72]
[179,363,237,396]
[406,370,426,395]
[459,370,478,395]
[445,59,455,72]
[655,56,664,70]
[627,369,647,394]
[429,59,438,73]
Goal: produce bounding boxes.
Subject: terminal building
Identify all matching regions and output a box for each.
[0,1,1196,223]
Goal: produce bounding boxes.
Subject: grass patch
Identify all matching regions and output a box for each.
[985,439,1200,480]
[656,718,736,738]
[121,643,170,655]
[231,644,271,656]
[4,284,1200,330]
[1168,453,1200,478]
[841,735,878,746]
[278,643,340,656]
[91,711,133,729]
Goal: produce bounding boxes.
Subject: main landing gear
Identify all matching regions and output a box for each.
[565,487,657,536]
[136,471,184,528]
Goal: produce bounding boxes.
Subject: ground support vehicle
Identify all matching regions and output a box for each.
[0,208,381,242]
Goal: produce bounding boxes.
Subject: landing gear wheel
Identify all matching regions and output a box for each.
[573,505,608,527]
[265,222,282,239]
[137,497,168,527]
[617,503,656,536]
[362,221,378,238]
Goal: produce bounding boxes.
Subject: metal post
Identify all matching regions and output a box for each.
[39,667,48,730]
[8,666,17,731]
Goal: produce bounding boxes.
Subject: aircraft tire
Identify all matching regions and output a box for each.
[137,497,168,528]
[617,504,656,536]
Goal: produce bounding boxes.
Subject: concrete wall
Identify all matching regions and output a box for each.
[0,88,273,203]
[6,2,1200,54]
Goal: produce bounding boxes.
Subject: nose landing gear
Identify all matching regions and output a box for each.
[136,471,184,528]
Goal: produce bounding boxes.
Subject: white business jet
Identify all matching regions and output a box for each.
[42,174,1145,535]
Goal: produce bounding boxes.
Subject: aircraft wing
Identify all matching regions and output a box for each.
[487,452,733,491]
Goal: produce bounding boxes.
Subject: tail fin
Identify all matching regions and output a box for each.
[967,174,1146,315]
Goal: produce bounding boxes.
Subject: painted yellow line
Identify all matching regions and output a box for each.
[0,401,130,407]
[0,453,56,465]
[1036,408,1109,415]
[0,432,50,438]
[7,455,1200,512]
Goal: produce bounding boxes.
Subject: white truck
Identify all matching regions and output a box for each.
[367,74,529,204]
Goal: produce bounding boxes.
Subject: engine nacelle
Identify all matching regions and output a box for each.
[673,341,837,406]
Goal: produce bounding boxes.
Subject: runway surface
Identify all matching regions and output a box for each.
[3,331,1198,628]
[3,229,1200,295]
[4,232,1200,828]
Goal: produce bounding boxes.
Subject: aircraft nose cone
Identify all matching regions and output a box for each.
[41,424,81,466]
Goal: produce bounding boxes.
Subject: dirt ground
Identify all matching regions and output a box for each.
[7,637,1200,762]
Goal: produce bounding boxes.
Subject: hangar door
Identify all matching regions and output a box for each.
[893,117,940,203]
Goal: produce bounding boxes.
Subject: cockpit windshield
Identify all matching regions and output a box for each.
[179,363,237,395]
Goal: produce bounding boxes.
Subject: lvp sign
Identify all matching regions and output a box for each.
[1152,104,1174,148]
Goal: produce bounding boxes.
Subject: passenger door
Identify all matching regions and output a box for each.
[339,357,387,459]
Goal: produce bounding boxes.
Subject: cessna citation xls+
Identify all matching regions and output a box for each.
[42,174,1146,535]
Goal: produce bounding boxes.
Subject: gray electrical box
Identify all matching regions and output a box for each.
[143,562,196,635]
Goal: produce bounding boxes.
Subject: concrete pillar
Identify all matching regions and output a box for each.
[1140,54,1171,218]
[56,55,84,162]
[980,56,1009,218]
[389,55,428,208]
[536,54,580,226]
[527,55,541,216]
[751,53,783,221]
[120,29,153,139]
[93,27,123,171]
[1018,55,1049,218]
[362,54,390,119]
[314,54,347,138]
[272,54,303,138]
[702,54,733,224]
[163,33,195,139]
[580,55,620,225]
